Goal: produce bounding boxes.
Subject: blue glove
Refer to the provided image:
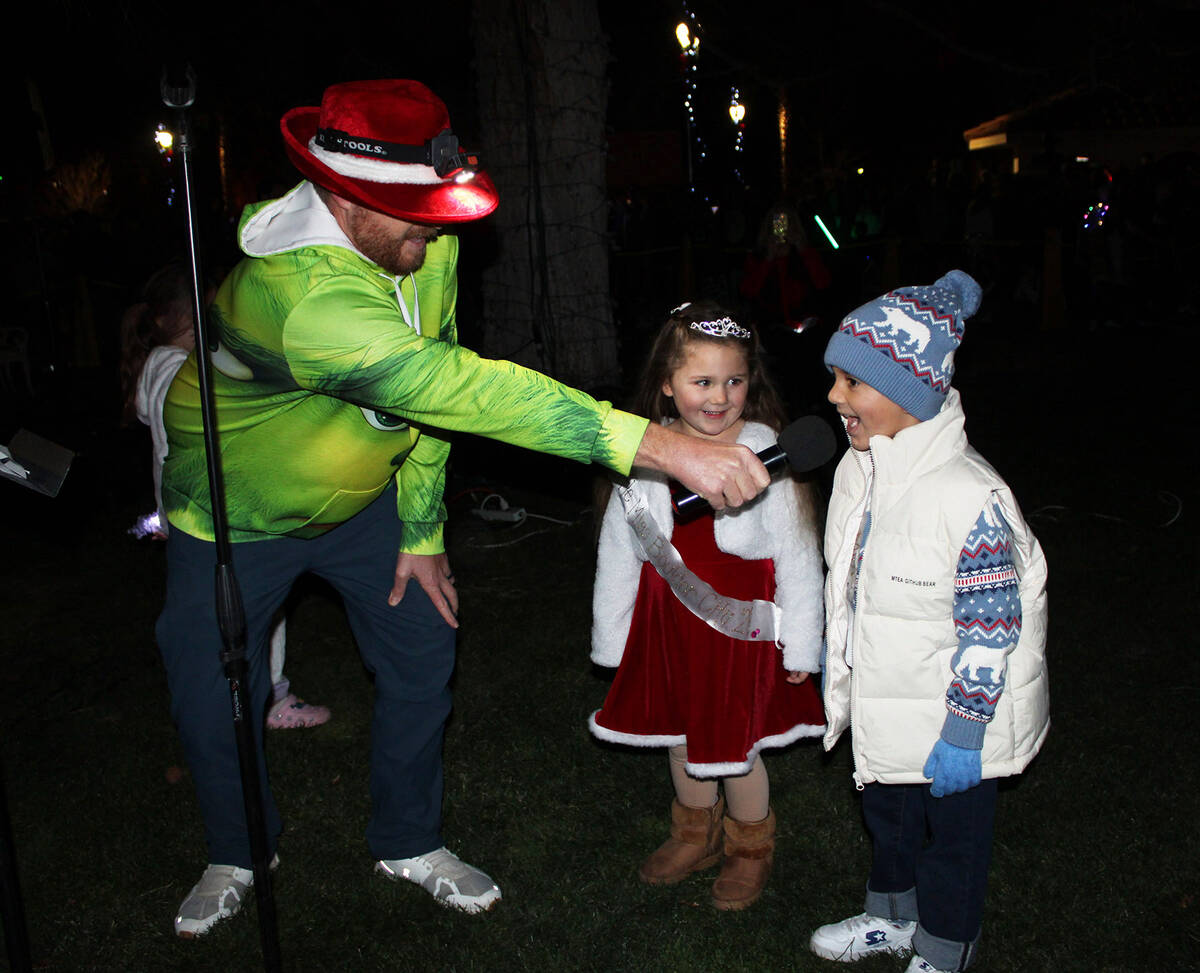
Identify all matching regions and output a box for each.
[922,739,982,797]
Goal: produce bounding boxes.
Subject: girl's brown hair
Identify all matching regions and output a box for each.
[118,262,195,423]
[631,300,787,432]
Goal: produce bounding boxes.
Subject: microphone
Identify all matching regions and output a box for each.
[671,415,836,518]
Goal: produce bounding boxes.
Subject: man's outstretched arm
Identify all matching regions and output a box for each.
[631,421,770,510]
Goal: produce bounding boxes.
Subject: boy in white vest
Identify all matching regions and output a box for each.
[809,271,1049,973]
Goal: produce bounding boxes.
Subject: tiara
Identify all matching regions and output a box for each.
[688,317,751,340]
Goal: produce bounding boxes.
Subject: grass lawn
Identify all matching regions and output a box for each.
[2,329,1196,971]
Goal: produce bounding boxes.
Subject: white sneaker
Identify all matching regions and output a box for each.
[174,855,278,938]
[810,911,916,961]
[376,847,501,914]
[906,956,951,973]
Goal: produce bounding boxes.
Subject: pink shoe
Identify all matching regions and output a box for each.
[266,693,331,729]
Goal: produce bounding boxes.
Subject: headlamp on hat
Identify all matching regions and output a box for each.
[315,126,480,182]
[427,130,479,183]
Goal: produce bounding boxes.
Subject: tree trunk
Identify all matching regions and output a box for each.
[471,0,619,391]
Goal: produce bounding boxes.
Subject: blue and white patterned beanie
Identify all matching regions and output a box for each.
[823,269,982,421]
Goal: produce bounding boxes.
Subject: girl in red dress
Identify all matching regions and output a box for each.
[590,301,825,911]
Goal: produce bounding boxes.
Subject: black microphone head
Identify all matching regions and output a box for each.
[778,415,837,473]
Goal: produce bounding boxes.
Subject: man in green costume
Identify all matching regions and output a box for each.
[160,79,769,937]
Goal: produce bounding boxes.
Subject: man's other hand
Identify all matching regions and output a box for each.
[389,551,459,628]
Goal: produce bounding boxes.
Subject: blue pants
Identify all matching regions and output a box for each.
[156,487,455,867]
[861,778,998,972]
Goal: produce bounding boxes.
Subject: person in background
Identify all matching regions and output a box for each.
[120,263,331,731]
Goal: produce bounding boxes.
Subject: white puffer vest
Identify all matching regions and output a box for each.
[822,390,1050,785]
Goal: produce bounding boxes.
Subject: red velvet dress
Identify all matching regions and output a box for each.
[592,511,825,774]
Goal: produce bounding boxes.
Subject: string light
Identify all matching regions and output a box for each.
[729,87,746,185]
[676,3,710,203]
[155,123,176,207]
[675,22,698,52]
[1082,201,1109,230]
[729,90,745,126]
[154,124,174,159]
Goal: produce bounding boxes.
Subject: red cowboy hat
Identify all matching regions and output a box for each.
[280,79,498,224]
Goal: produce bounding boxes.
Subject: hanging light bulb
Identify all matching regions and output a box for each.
[675,21,699,53]
[154,124,174,156]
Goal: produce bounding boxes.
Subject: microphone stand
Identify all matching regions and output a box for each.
[161,65,281,972]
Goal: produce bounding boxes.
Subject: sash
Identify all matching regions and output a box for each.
[617,481,780,643]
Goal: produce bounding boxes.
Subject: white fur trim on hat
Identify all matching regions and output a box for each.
[307,139,447,185]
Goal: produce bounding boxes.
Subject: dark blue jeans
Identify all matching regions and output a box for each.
[156,486,455,867]
[861,778,998,971]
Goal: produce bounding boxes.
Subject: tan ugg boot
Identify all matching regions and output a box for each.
[637,795,725,885]
[711,808,775,911]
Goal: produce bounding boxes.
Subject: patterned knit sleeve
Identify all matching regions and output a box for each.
[941,500,1023,750]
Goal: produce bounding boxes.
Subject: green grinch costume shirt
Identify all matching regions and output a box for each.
[162,182,647,554]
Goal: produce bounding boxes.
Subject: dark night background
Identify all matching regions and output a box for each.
[4,1,1197,396]
[3,0,1197,482]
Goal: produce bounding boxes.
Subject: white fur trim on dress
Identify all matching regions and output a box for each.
[308,139,448,185]
[588,712,684,749]
[588,711,825,779]
[685,722,825,778]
